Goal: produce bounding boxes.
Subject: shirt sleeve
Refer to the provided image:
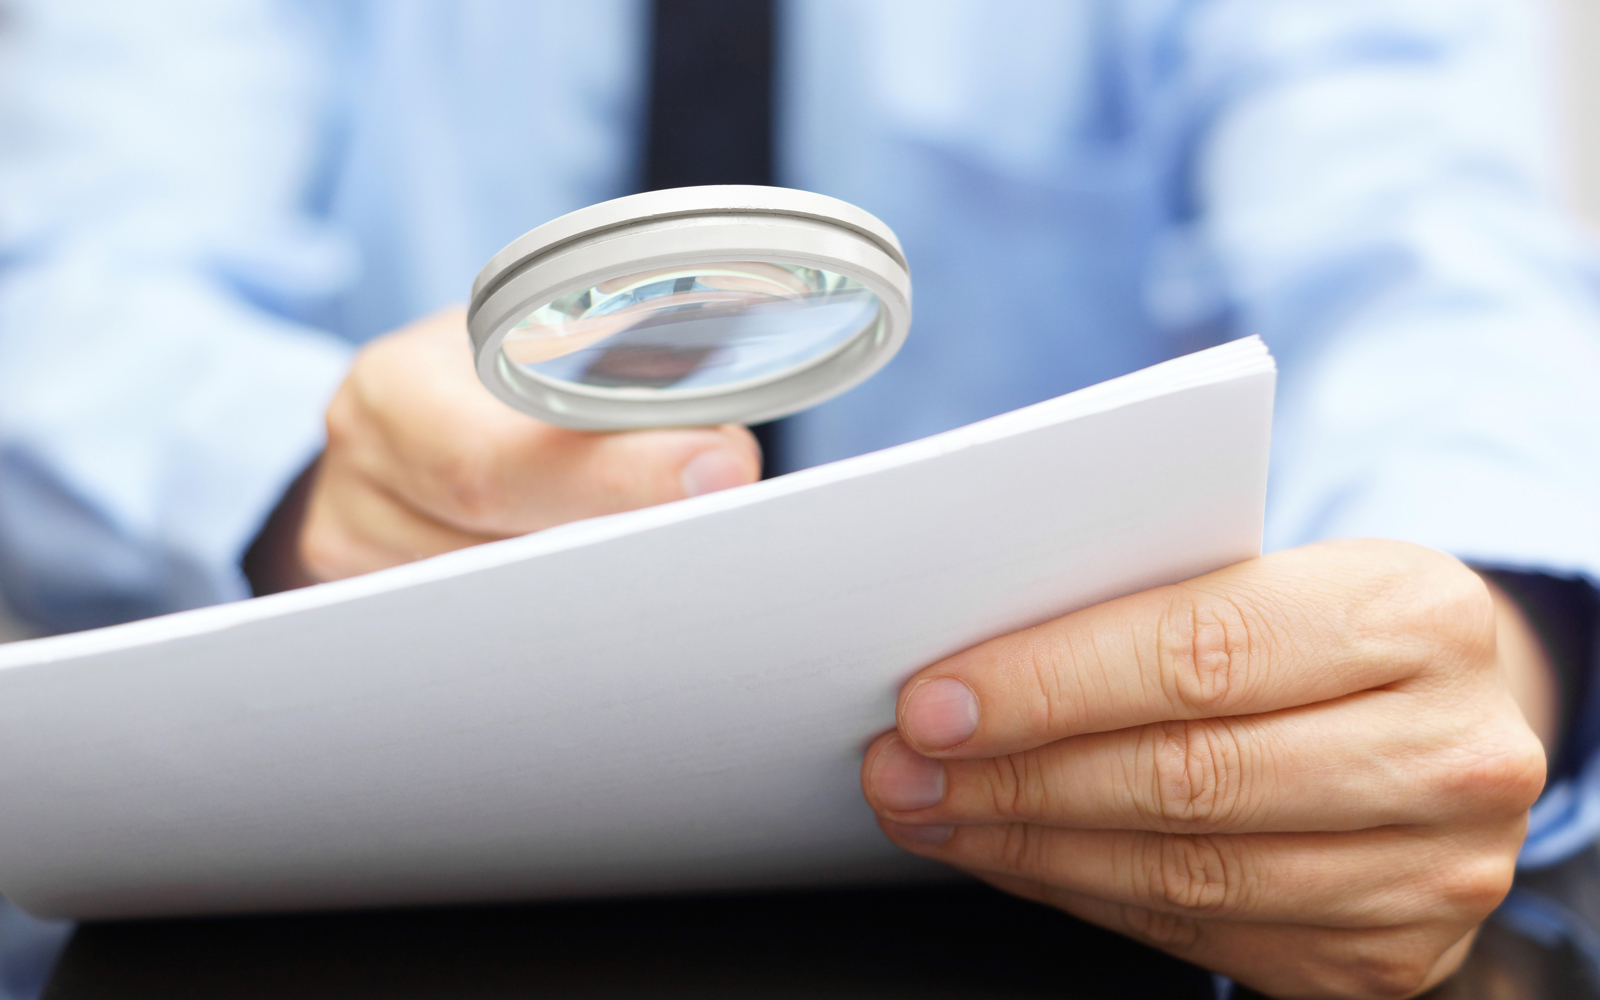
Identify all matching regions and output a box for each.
[1166,0,1600,574]
[0,0,357,632]
[1167,0,1600,864]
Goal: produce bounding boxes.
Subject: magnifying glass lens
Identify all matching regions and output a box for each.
[501,263,881,394]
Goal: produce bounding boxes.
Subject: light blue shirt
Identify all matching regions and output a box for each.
[3,0,1600,992]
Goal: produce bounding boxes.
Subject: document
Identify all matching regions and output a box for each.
[0,337,1276,920]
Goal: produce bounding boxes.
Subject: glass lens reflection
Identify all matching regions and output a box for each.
[502,263,879,393]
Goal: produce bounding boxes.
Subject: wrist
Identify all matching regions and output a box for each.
[1480,572,1561,751]
[1477,569,1600,772]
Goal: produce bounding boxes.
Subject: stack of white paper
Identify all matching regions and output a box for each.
[0,337,1276,920]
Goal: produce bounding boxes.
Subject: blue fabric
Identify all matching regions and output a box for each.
[1524,749,1600,869]
[3,0,1600,992]
[1496,887,1600,991]
[1211,972,1236,1000]
[0,901,67,1000]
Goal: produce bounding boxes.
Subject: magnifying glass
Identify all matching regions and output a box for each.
[467,186,912,430]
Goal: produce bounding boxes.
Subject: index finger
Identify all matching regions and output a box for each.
[893,540,1495,758]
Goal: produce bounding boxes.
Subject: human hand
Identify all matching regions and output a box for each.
[861,540,1551,999]
[264,307,760,586]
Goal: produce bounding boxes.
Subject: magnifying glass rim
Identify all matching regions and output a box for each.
[469,185,907,317]
[467,186,912,431]
[474,234,909,429]
[490,244,897,402]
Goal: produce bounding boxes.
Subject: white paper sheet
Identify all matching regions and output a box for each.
[0,337,1276,920]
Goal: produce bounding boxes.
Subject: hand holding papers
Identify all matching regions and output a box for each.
[0,337,1276,920]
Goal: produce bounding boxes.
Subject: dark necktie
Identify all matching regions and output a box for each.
[643,0,786,476]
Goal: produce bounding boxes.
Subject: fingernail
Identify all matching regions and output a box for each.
[680,448,749,498]
[869,738,946,812]
[883,820,954,845]
[901,677,980,750]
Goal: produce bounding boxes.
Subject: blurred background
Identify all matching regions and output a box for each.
[0,0,1595,646]
[0,600,23,642]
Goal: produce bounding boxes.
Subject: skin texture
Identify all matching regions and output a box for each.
[292,307,761,583]
[860,541,1553,1000]
[282,308,1556,998]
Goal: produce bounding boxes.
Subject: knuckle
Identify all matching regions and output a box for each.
[1434,725,1547,817]
[1018,631,1075,736]
[1142,720,1248,830]
[1301,541,1495,681]
[1304,916,1468,1000]
[1441,852,1518,920]
[322,389,362,452]
[1428,566,1498,669]
[1389,552,1497,673]
[1157,590,1258,716]
[591,453,653,508]
[983,752,1053,821]
[435,448,507,529]
[1390,836,1519,928]
[1147,834,1246,915]
[1118,905,1203,952]
[1343,947,1441,1000]
[1500,731,1549,810]
[995,822,1043,875]
[558,435,666,513]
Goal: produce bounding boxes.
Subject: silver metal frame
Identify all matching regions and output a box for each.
[467,186,912,430]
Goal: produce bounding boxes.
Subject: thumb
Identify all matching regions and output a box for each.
[680,436,762,497]
[474,423,763,534]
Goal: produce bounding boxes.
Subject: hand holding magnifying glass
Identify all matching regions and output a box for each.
[253,188,910,589]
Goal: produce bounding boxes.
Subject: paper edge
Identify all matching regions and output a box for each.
[0,337,1275,670]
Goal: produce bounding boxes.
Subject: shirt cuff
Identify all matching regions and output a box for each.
[1488,572,1600,868]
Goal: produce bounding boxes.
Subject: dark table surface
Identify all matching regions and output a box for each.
[40,867,1600,1000]
[42,883,1216,1000]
